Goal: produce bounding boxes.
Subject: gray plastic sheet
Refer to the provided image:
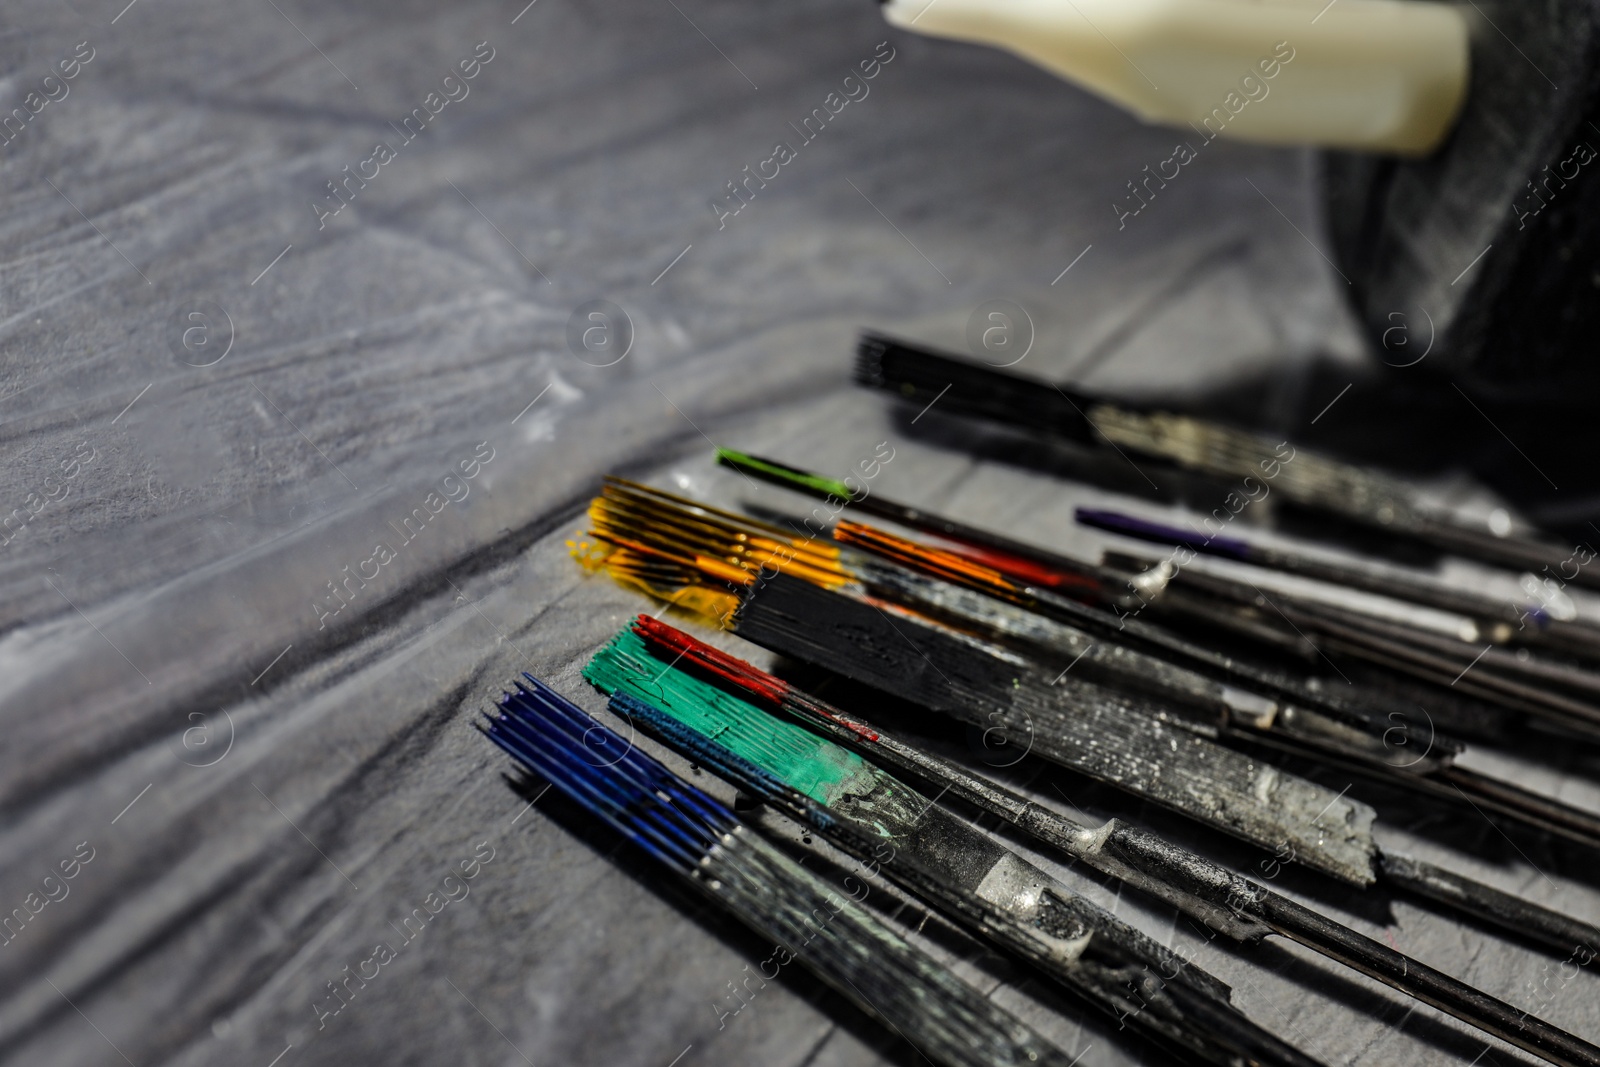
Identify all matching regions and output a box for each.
[1,1,1596,1065]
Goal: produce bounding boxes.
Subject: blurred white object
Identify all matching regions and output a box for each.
[882,0,1469,154]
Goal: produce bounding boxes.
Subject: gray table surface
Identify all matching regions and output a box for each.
[2,0,1597,1064]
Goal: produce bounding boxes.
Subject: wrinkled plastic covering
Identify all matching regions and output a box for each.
[1,0,1596,1065]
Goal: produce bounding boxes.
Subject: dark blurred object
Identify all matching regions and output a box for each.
[1324,0,1600,402]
